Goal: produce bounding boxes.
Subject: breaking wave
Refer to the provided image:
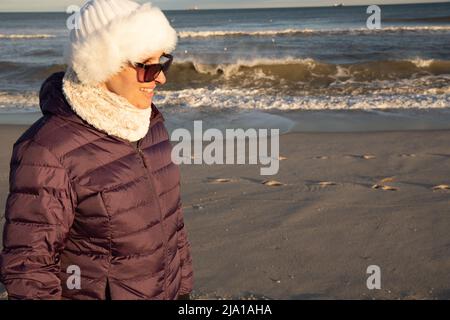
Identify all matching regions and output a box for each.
[3,57,449,87]
[1,57,449,113]
[0,61,66,82]
[155,87,450,111]
[165,58,450,88]
[0,34,56,39]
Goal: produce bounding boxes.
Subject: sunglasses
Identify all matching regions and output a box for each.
[130,53,173,83]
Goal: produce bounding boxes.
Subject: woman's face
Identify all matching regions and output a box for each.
[102,50,166,109]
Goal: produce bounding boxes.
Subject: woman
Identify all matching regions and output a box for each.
[0,0,193,300]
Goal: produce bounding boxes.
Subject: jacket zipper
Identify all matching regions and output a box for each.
[133,139,170,299]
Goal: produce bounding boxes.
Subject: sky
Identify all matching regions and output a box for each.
[0,0,448,12]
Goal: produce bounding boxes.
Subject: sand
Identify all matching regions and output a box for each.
[1,124,449,300]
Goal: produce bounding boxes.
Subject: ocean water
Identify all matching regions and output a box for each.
[0,3,450,130]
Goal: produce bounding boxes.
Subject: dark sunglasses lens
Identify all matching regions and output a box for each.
[143,65,162,82]
[136,67,146,82]
[162,59,172,73]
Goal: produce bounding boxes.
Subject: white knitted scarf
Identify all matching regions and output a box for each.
[62,67,152,142]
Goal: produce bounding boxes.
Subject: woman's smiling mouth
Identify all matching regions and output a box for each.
[140,87,154,97]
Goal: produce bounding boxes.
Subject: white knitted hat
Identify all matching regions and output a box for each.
[64,0,177,84]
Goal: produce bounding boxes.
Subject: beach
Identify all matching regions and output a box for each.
[1,1,449,300]
[1,124,449,299]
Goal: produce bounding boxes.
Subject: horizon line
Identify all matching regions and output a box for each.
[0,1,449,13]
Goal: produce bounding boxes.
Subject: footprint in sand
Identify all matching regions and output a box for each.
[372,184,398,191]
[317,181,337,187]
[260,155,288,161]
[399,153,416,158]
[268,277,281,284]
[379,176,396,183]
[428,153,450,159]
[262,180,285,187]
[304,181,338,192]
[207,178,237,184]
[432,184,450,191]
[346,154,376,160]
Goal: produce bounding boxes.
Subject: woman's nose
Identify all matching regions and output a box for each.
[155,71,166,84]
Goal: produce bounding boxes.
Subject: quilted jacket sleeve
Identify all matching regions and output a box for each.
[176,205,194,295]
[0,139,76,300]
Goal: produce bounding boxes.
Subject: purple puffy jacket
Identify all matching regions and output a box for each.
[0,72,193,300]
